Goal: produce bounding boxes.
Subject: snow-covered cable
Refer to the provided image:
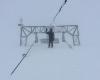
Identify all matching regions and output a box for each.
[50,0,68,26]
[11,43,34,75]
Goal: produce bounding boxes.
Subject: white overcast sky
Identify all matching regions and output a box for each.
[0,0,100,80]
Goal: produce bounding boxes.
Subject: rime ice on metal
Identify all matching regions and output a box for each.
[18,20,80,46]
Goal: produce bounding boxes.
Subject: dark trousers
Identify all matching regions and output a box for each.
[48,41,53,48]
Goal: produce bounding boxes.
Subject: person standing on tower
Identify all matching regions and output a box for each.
[46,28,55,48]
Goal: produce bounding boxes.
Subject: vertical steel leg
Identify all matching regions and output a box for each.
[73,35,80,46]
[25,37,28,46]
[20,27,23,46]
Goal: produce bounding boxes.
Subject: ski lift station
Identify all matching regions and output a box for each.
[17,0,80,47]
[18,18,80,47]
[11,0,81,76]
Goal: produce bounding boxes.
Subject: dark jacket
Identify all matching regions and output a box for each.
[46,28,54,42]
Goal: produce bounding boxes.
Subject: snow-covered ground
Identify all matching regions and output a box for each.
[0,0,100,80]
[10,42,80,80]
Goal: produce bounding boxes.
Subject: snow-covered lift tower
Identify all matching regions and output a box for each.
[18,19,80,46]
[18,0,80,47]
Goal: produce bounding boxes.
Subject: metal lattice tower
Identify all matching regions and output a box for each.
[18,19,80,46]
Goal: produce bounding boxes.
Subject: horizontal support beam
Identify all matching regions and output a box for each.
[19,24,80,46]
[19,25,78,27]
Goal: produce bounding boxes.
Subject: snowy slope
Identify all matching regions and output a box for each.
[10,42,80,80]
[0,0,100,80]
